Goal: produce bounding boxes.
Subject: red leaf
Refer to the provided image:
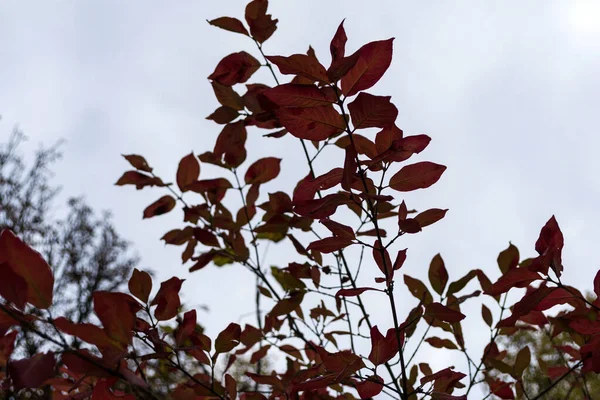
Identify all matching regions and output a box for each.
[534,215,564,276]
[320,219,355,239]
[335,134,377,159]
[122,154,152,172]
[93,292,141,346]
[428,254,448,295]
[425,302,465,323]
[404,275,433,304]
[92,379,136,400]
[0,262,28,309]
[245,0,278,43]
[373,240,392,278]
[484,268,541,296]
[207,106,239,124]
[425,337,458,349]
[415,208,448,228]
[355,375,384,399]
[176,153,200,192]
[208,17,249,36]
[497,243,520,274]
[128,269,152,303]
[211,81,245,110]
[393,249,407,270]
[215,323,242,354]
[54,318,116,350]
[245,157,281,184]
[115,171,165,190]
[0,230,54,309]
[266,54,329,83]
[262,84,332,108]
[375,124,403,154]
[335,287,381,297]
[143,195,176,219]
[0,330,17,365]
[595,270,600,298]
[547,366,570,379]
[151,277,185,321]
[341,144,357,191]
[8,352,55,390]
[348,93,398,129]
[329,20,347,63]
[293,168,343,202]
[368,326,399,365]
[176,310,197,347]
[277,106,345,141]
[341,38,394,97]
[496,285,555,328]
[307,237,354,253]
[213,121,248,168]
[389,161,446,192]
[208,52,260,86]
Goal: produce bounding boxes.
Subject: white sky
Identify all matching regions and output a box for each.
[2,0,600,397]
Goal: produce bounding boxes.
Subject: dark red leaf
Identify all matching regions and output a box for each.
[215,323,241,354]
[213,121,247,168]
[415,208,448,228]
[208,52,260,86]
[207,106,239,124]
[211,82,245,110]
[208,17,249,36]
[393,249,407,270]
[262,84,332,108]
[115,171,165,190]
[335,287,381,297]
[0,230,54,309]
[151,277,184,321]
[484,269,541,296]
[8,352,55,390]
[425,337,458,349]
[373,240,392,278]
[245,0,278,43]
[425,302,465,323]
[307,237,354,253]
[293,168,344,202]
[341,38,394,97]
[176,310,197,347]
[404,275,433,304]
[497,243,520,274]
[266,54,329,83]
[368,326,399,365]
[93,292,141,346]
[245,157,281,184]
[335,134,377,159]
[143,195,176,219]
[329,20,347,63]
[320,219,355,239]
[389,161,446,192]
[277,106,345,141]
[428,254,448,295]
[128,269,153,304]
[348,93,398,129]
[176,153,200,192]
[122,154,152,172]
[355,375,384,399]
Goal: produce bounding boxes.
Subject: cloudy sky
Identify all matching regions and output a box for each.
[2,0,600,396]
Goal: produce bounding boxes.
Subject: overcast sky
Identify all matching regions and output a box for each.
[2,0,600,396]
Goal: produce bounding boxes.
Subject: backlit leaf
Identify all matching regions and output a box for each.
[208,17,249,36]
[428,254,448,296]
[208,52,260,87]
[143,196,176,219]
[277,106,345,141]
[389,161,446,192]
[0,230,54,309]
[245,157,281,184]
[177,153,200,192]
[425,302,465,323]
[348,93,398,129]
[245,0,278,43]
[128,268,152,303]
[341,38,394,97]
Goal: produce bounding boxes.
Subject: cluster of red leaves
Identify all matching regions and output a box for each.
[1,1,599,400]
